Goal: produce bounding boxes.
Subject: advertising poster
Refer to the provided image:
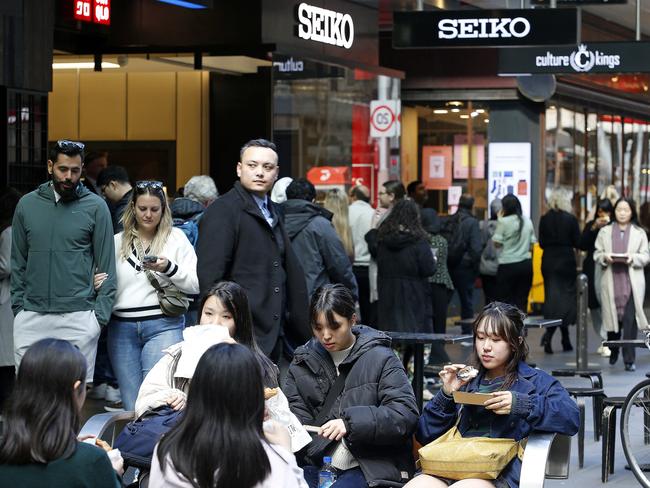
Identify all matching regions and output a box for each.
[488,142,532,217]
[453,134,485,179]
[447,185,462,215]
[422,145,452,190]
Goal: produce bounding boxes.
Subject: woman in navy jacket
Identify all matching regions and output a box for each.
[406,302,579,488]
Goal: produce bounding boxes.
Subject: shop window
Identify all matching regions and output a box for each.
[6,90,48,193]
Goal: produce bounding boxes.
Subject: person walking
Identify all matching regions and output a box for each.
[11,140,116,383]
[96,165,133,234]
[283,178,357,300]
[479,198,502,306]
[348,185,374,324]
[579,198,614,356]
[492,194,537,312]
[445,194,482,332]
[538,188,581,353]
[324,188,355,262]
[196,139,309,361]
[594,197,650,371]
[107,180,199,410]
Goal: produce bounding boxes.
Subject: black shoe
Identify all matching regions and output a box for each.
[562,341,573,352]
[609,348,620,365]
[625,363,636,372]
[540,335,553,354]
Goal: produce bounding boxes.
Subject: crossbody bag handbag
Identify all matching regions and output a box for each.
[136,240,189,317]
[418,411,525,480]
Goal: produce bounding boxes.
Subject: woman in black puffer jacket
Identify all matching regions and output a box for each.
[284,284,419,488]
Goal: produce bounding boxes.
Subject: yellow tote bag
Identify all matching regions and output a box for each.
[418,425,523,480]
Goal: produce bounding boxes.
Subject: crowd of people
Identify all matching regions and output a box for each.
[0,136,645,487]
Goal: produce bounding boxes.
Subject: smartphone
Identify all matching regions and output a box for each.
[610,253,628,263]
[143,255,158,263]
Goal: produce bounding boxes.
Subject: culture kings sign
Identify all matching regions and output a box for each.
[296,2,354,49]
[393,9,577,48]
[498,42,650,75]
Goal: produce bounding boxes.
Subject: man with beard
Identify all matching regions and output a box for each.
[10,140,116,382]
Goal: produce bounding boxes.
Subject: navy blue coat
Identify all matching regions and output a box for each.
[416,362,579,488]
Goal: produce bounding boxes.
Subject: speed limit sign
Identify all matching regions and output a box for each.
[370,100,400,138]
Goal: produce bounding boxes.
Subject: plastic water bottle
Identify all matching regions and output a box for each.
[318,456,337,488]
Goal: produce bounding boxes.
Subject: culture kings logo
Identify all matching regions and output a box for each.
[438,17,531,39]
[536,44,621,72]
[296,3,355,49]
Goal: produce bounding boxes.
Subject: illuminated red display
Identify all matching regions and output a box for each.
[73,0,110,25]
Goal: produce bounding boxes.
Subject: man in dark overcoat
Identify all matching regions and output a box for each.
[196,139,309,361]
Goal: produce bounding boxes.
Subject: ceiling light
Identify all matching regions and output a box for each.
[156,0,209,8]
[484,119,489,123]
[460,114,470,119]
[447,101,463,107]
[549,105,556,110]
[611,76,619,82]
[52,62,120,70]
[451,108,460,113]
[470,111,479,117]
[475,109,485,114]
[433,109,448,114]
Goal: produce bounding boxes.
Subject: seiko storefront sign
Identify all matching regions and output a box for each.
[498,42,650,75]
[393,9,577,48]
[296,2,354,49]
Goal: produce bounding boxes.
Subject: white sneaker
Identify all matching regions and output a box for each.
[601,346,611,357]
[87,383,107,400]
[105,386,121,403]
[597,345,604,354]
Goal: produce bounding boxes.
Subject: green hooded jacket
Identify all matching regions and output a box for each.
[11,181,117,325]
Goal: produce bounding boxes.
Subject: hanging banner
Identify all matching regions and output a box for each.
[499,42,650,75]
[422,145,452,190]
[453,134,485,180]
[393,9,577,49]
[488,142,532,218]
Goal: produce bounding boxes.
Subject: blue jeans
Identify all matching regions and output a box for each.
[107,316,184,410]
[302,465,368,488]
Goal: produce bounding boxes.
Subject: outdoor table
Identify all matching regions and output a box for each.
[385,332,472,411]
[455,316,562,329]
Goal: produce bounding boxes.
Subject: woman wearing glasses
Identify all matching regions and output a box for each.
[106,181,199,411]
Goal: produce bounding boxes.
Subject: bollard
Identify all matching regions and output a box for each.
[576,273,589,370]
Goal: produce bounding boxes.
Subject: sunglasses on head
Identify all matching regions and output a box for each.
[135,181,164,191]
[55,140,85,152]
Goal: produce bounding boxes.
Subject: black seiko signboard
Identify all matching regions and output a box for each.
[393,9,577,48]
[499,42,650,75]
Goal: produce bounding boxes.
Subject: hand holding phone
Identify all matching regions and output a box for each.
[143,255,158,264]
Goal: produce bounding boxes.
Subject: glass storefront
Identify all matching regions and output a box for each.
[273,55,400,198]
[544,101,650,222]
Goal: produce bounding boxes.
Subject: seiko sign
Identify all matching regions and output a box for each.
[439,17,531,40]
[498,42,650,75]
[393,9,577,48]
[296,3,354,49]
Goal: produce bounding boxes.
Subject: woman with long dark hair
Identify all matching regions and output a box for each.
[375,199,436,334]
[538,188,581,353]
[134,280,278,418]
[594,197,650,371]
[285,284,418,487]
[108,180,199,410]
[406,302,579,488]
[579,198,614,356]
[493,194,537,312]
[150,342,307,488]
[0,339,121,487]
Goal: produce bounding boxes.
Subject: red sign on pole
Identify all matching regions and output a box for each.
[74,0,110,25]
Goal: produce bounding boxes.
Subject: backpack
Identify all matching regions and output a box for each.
[173,214,200,247]
[441,212,468,268]
[479,220,500,276]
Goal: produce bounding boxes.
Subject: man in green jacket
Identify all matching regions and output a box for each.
[11,140,117,382]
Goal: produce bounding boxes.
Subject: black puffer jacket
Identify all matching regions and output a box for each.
[284,326,418,487]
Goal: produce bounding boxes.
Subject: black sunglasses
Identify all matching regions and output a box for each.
[55,140,85,152]
[135,181,164,191]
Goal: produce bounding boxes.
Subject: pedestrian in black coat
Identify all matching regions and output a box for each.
[539,189,581,353]
[284,285,418,488]
[196,140,309,360]
[373,199,436,334]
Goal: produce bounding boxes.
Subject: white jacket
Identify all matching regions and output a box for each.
[112,228,199,320]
